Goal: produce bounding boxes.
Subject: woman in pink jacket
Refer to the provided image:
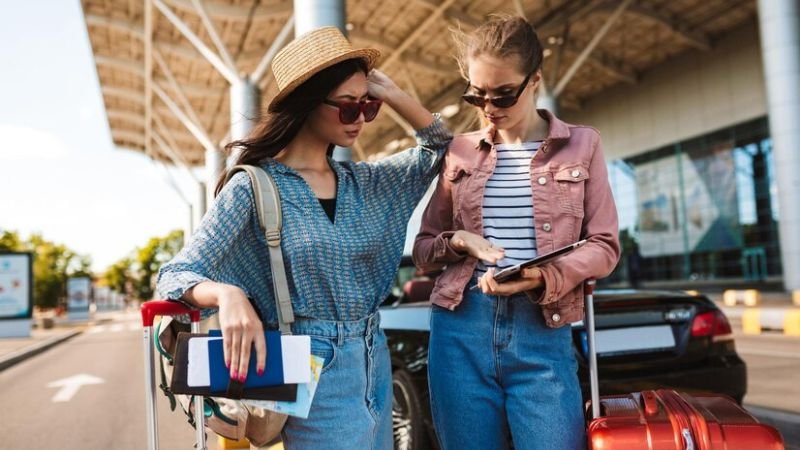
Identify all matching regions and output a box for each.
[413,15,620,450]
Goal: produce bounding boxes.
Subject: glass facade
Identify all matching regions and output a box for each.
[606,117,781,286]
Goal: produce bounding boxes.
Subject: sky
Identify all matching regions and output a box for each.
[0,1,192,272]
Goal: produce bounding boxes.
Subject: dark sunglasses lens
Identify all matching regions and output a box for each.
[461,95,485,107]
[363,101,381,122]
[491,96,518,108]
[339,103,361,124]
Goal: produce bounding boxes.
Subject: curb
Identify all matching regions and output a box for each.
[0,329,83,372]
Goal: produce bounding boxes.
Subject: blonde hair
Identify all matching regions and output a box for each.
[452,14,544,80]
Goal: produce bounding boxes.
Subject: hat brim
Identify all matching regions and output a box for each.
[267,48,380,112]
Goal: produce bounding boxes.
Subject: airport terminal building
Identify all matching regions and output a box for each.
[82,0,799,291]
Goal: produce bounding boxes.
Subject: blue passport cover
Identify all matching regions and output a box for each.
[207,329,285,392]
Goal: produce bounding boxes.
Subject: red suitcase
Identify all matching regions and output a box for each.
[583,280,785,450]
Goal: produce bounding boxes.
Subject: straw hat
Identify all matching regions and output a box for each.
[268,26,380,112]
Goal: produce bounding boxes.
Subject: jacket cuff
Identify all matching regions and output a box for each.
[534,266,561,305]
[434,231,468,262]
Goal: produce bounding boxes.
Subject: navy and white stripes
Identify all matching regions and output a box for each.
[476,141,542,276]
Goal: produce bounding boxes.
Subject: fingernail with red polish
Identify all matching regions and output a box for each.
[257,368,264,377]
[239,374,247,383]
[231,370,238,380]
[225,360,230,369]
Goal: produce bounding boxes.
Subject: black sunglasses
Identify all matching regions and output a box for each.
[323,98,383,124]
[461,72,534,108]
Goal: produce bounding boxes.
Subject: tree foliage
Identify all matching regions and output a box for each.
[101,229,185,301]
[0,229,93,308]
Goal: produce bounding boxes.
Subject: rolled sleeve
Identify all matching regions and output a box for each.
[155,171,257,319]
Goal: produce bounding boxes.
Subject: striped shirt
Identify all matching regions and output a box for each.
[476,141,542,276]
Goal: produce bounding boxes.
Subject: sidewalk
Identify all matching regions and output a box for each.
[0,310,119,371]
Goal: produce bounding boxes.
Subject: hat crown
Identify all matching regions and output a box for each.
[273,27,355,91]
[267,26,379,112]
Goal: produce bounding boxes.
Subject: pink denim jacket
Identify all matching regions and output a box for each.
[413,110,620,328]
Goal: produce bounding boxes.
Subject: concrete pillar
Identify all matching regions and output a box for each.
[230,77,261,142]
[293,0,346,36]
[294,0,351,161]
[757,0,800,290]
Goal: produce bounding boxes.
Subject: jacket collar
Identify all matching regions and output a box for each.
[476,108,571,150]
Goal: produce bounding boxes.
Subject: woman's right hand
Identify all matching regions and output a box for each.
[215,285,266,383]
[451,230,505,263]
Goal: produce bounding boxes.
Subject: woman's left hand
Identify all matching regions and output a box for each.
[367,69,400,102]
[478,267,544,296]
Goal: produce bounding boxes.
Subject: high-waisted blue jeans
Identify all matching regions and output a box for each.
[428,288,585,450]
[281,313,392,450]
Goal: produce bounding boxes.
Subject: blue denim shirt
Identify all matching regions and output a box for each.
[156,117,451,325]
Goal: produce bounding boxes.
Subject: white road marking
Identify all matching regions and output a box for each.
[47,374,105,402]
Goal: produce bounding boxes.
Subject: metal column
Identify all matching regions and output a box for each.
[293,0,346,36]
[294,0,351,161]
[758,0,800,290]
[229,77,262,161]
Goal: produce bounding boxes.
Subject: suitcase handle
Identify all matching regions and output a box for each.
[585,279,601,419]
[141,300,201,327]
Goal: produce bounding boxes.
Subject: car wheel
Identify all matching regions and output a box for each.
[392,369,427,450]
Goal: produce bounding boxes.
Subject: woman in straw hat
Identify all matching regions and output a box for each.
[414,16,619,449]
[157,27,451,449]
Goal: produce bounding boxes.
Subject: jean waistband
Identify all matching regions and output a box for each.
[290,313,380,338]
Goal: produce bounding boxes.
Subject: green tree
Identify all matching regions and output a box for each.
[102,257,132,295]
[0,229,23,251]
[133,229,184,300]
[1,232,93,308]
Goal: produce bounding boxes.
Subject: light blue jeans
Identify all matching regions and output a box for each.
[428,288,586,450]
[282,314,392,450]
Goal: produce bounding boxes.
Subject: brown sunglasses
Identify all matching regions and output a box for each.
[323,98,383,124]
[461,72,534,108]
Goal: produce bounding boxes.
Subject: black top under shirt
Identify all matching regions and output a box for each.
[318,198,336,223]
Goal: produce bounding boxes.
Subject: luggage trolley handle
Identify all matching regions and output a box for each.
[584,279,601,420]
[141,301,207,450]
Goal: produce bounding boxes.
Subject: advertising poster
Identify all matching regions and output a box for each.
[67,277,92,313]
[0,253,33,319]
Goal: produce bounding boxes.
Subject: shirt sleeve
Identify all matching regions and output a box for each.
[155,171,258,316]
[412,150,468,273]
[354,115,452,202]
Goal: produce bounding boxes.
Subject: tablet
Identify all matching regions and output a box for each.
[480,239,587,286]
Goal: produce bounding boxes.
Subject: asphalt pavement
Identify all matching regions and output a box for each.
[1,306,797,449]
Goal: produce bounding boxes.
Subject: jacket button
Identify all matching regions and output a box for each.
[537,176,547,185]
[542,223,552,232]
[552,313,561,322]
[571,170,580,178]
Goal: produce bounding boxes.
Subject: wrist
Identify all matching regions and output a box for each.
[215,283,245,306]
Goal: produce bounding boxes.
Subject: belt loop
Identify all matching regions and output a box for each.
[336,322,344,346]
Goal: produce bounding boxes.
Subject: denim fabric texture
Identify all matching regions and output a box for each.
[281,314,392,450]
[156,117,451,325]
[428,287,586,450]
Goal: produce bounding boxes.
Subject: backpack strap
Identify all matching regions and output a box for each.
[226,164,295,335]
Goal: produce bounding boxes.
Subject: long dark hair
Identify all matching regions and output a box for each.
[215,58,369,195]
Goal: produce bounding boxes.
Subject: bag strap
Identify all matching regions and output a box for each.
[226,164,295,335]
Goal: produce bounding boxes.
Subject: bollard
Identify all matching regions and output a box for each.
[218,436,250,449]
[744,289,761,307]
[742,309,762,335]
[793,290,800,307]
[784,310,800,337]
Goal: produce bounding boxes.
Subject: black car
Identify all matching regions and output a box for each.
[379,258,747,450]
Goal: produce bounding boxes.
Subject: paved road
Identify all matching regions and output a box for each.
[2,310,797,449]
[0,310,221,449]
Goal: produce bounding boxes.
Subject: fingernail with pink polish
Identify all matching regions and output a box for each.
[225,360,230,369]
[239,374,247,383]
[231,370,238,380]
[257,368,264,377]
